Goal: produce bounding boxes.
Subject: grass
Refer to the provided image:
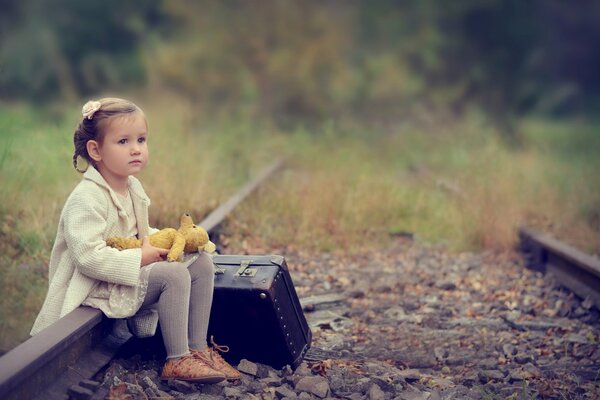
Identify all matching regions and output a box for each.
[226,113,600,255]
[1,98,598,353]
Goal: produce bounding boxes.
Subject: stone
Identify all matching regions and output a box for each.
[115,382,147,398]
[156,389,172,398]
[294,363,312,377]
[67,385,94,400]
[140,376,159,392]
[514,353,533,364]
[79,379,100,391]
[167,379,194,393]
[238,359,259,376]
[288,362,313,385]
[368,383,385,400]
[295,376,330,398]
[405,355,436,368]
[281,365,294,377]
[344,394,366,400]
[445,356,469,366]
[327,369,348,394]
[582,297,594,310]
[430,377,454,389]
[346,377,374,394]
[395,387,430,400]
[275,385,298,399]
[477,359,497,370]
[502,344,516,356]
[349,289,366,298]
[433,348,448,360]
[246,379,268,394]
[460,373,478,387]
[384,307,423,324]
[437,281,457,290]
[565,334,588,344]
[224,386,244,398]
[144,387,159,398]
[521,362,541,378]
[508,369,527,382]
[477,370,505,383]
[101,362,128,385]
[429,391,442,400]
[256,363,272,379]
[90,387,110,400]
[184,395,224,400]
[200,383,225,396]
[261,377,284,387]
[397,369,422,382]
[371,376,397,392]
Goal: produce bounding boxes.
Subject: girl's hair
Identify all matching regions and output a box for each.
[73,97,144,172]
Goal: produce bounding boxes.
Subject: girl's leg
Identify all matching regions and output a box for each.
[187,253,215,350]
[138,262,191,359]
[187,253,240,380]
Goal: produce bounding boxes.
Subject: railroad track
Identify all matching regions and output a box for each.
[519,226,600,310]
[0,159,285,400]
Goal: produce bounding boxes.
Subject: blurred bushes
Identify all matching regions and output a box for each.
[0,0,164,101]
[1,0,599,120]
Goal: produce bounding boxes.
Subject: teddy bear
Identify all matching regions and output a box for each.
[106,213,216,262]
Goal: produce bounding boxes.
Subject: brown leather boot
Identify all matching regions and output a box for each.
[192,336,241,380]
[161,353,226,383]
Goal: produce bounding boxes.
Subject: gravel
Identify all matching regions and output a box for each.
[79,238,599,399]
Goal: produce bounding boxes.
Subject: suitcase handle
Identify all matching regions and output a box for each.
[235,260,258,277]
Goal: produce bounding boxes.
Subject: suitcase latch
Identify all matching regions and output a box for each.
[235,260,257,277]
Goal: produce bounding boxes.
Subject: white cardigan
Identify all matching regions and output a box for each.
[30,167,156,336]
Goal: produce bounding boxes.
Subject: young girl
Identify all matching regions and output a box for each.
[30,98,239,383]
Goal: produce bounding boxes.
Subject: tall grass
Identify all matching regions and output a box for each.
[226,114,600,255]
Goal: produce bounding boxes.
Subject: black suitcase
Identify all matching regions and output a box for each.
[207,255,312,369]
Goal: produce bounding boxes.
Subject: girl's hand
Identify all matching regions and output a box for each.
[140,236,169,267]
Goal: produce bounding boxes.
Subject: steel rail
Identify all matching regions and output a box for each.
[0,159,285,400]
[519,226,600,310]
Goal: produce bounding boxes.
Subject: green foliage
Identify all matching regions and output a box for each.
[0,0,164,100]
[3,0,599,121]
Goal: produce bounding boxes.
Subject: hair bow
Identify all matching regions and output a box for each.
[82,100,102,120]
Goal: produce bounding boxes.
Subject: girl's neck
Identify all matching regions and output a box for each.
[95,165,129,196]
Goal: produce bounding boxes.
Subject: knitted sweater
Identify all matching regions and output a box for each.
[30,167,156,336]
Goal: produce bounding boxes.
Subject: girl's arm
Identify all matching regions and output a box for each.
[63,193,141,286]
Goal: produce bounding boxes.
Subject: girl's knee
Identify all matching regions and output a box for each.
[157,264,190,289]
[189,253,215,278]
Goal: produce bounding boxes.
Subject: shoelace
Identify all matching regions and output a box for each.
[208,335,230,363]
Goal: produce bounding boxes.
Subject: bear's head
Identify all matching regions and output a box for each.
[178,214,215,253]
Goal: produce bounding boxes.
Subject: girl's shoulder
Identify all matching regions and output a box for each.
[63,177,110,211]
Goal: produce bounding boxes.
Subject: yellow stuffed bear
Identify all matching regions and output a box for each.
[106,213,216,262]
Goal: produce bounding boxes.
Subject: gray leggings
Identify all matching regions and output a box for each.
[138,253,214,358]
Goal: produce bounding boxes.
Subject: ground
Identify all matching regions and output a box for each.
[98,235,600,399]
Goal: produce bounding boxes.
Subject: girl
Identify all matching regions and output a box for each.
[30,98,239,383]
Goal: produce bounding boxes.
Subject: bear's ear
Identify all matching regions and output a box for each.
[179,213,194,228]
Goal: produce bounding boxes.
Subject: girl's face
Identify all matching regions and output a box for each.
[93,112,149,183]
